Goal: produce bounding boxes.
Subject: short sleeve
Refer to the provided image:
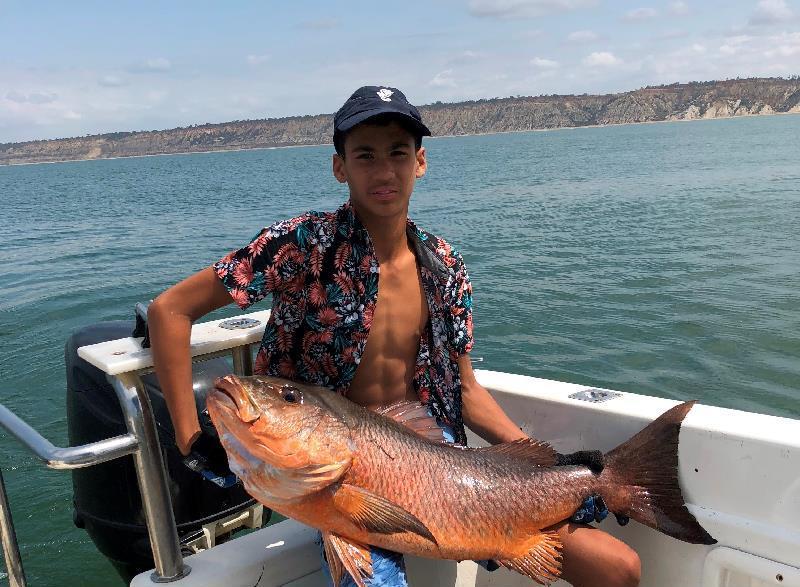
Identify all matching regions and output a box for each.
[213,214,311,309]
[447,252,474,355]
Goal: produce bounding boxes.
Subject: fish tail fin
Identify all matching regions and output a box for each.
[600,401,716,545]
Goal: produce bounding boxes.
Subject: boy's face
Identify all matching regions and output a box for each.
[332,121,427,222]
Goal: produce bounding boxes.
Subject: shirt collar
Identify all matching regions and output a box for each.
[338,200,450,281]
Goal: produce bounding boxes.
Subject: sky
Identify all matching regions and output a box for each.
[2,0,799,143]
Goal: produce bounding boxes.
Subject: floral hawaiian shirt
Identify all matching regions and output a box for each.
[213,201,474,443]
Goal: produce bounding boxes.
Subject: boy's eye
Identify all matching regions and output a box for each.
[356,153,373,160]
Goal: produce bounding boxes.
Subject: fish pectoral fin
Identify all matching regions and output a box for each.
[477,438,558,466]
[374,401,447,443]
[322,531,372,587]
[496,531,563,586]
[333,483,438,545]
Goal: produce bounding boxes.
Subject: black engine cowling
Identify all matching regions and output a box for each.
[65,320,264,581]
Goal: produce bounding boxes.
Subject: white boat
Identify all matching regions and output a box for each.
[1,309,799,587]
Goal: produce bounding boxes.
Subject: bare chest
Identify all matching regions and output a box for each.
[347,252,430,407]
[373,260,429,337]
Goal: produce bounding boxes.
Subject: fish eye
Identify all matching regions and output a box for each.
[281,386,301,404]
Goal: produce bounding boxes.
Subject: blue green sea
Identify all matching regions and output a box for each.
[1,114,799,585]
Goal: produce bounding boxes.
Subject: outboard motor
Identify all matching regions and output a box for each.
[65,318,265,582]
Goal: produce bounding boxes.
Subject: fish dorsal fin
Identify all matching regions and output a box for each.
[333,483,438,545]
[321,531,372,587]
[374,401,447,443]
[477,438,558,466]
[496,530,563,585]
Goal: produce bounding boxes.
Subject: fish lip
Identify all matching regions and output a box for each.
[212,375,260,423]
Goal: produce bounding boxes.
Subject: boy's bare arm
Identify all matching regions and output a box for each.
[458,354,528,445]
[148,266,233,455]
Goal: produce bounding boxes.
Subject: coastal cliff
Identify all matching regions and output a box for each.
[2,77,799,165]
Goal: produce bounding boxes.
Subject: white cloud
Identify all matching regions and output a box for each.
[98,75,126,87]
[246,54,271,66]
[763,31,800,57]
[129,58,172,74]
[644,29,800,82]
[146,90,168,103]
[718,35,753,56]
[1,88,88,141]
[668,1,689,16]
[583,51,623,66]
[429,69,457,88]
[468,0,597,19]
[656,29,690,40]
[623,7,658,21]
[447,50,485,66]
[5,91,58,104]
[530,57,559,68]
[567,30,599,42]
[750,0,794,25]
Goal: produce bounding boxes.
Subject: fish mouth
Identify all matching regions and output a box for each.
[207,376,307,469]
[210,375,260,423]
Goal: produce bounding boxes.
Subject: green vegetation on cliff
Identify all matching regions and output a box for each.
[2,77,799,165]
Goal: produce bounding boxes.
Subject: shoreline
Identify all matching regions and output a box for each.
[2,109,799,168]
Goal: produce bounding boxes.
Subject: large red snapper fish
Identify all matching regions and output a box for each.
[207,374,715,586]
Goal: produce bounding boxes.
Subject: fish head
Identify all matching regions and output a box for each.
[207,374,353,504]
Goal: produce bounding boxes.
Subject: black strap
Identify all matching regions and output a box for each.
[555,450,604,474]
[132,302,152,348]
[132,311,151,348]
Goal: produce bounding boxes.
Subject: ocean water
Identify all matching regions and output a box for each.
[1,114,799,585]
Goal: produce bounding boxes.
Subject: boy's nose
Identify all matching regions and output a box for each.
[373,157,395,180]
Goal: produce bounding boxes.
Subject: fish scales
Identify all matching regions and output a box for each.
[345,414,598,558]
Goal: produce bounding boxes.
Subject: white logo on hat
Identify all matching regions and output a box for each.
[377,88,393,102]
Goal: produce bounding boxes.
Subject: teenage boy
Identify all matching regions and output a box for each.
[148,86,640,587]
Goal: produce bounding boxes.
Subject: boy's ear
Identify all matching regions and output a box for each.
[415,147,427,179]
[332,154,347,184]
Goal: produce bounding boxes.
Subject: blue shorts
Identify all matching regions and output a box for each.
[318,536,408,587]
[318,414,495,586]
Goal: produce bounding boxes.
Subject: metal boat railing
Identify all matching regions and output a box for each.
[0,310,267,586]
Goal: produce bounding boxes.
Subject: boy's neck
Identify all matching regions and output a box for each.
[352,205,410,263]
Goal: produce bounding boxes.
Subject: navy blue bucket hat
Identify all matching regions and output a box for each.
[333,86,431,142]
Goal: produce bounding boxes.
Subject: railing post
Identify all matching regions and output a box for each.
[231,343,253,376]
[0,469,27,587]
[110,373,190,583]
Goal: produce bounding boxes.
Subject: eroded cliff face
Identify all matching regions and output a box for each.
[2,78,799,165]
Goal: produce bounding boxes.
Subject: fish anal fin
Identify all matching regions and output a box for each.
[333,483,438,545]
[374,401,446,443]
[321,531,372,587]
[479,438,558,466]
[497,531,563,586]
